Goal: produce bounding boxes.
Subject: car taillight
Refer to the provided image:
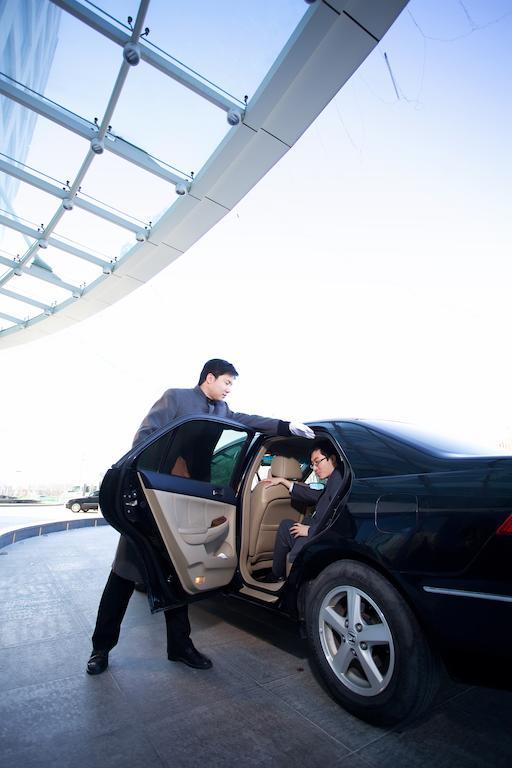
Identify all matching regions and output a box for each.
[496,514,512,535]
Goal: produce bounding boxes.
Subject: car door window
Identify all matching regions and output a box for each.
[136,432,171,473]
[334,422,419,478]
[210,432,247,487]
[304,469,326,490]
[136,422,248,487]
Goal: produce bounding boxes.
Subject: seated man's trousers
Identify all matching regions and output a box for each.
[271,516,312,578]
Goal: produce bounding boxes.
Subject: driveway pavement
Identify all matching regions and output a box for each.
[1,525,511,767]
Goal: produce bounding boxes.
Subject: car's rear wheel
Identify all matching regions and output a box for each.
[71,502,82,513]
[305,560,440,726]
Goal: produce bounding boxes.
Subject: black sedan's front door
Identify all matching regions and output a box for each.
[103,417,254,606]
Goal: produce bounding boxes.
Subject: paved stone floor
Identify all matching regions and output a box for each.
[1,526,511,768]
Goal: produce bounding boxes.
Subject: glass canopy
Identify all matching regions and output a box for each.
[0,0,407,346]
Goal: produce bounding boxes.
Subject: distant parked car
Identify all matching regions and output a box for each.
[66,493,99,513]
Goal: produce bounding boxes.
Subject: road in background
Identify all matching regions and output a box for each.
[0,503,103,535]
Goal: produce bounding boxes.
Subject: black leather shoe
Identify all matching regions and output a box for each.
[168,644,212,670]
[86,650,109,675]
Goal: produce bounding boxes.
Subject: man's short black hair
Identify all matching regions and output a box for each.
[198,359,239,385]
[311,440,337,461]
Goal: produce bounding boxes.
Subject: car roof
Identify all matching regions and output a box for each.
[314,418,512,459]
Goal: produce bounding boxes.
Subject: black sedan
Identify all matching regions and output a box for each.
[99,416,512,725]
[66,493,99,513]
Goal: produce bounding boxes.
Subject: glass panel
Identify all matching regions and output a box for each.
[111,61,230,175]
[0,293,41,320]
[0,228,35,258]
[11,272,72,305]
[167,422,247,484]
[1,179,60,231]
[20,107,90,183]
[53,207,133,262]
[32,244,102,287]
[81,151,172,224]
[210,431,247,487]
[96,0,307,99]
[0,316,15,331]
[137,432,171,472]
[42,8,121,120]
[137,421,248,486]
[305,471,325,490]
[334,423,420,479]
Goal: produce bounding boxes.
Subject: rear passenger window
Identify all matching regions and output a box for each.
[334,422,419,478]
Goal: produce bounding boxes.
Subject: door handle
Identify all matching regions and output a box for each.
[212,488,224,498]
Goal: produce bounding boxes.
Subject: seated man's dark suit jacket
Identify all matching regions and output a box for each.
[287,467,344,562]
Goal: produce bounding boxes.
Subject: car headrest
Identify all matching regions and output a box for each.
[270,456,302,480]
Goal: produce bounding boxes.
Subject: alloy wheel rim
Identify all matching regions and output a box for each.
[317,584,395,697]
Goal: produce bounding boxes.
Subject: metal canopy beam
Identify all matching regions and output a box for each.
[0,158,145,232]
[49,0,244,113]
[0,253,79,293]
[0,74,187,186]
[0,286,52,310]
[0,212,110,269]
[26,265,80,294]
[0,310,23,325]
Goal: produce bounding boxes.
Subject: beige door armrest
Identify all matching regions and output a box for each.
[179,517,229,545]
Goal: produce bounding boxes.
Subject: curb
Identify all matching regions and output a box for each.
[0,516,110,550]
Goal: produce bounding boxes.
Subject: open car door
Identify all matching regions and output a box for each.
[100,416,255,610]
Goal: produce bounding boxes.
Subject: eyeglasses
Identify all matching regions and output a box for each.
[310,456,328,470]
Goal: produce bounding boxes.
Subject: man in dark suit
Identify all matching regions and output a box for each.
[87,359,314,675]
[263,441,343,581]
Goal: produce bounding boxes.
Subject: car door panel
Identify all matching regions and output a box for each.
[139,477,237,595]
[129,421,253,597]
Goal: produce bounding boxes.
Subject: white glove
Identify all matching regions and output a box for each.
[289,421,315,439]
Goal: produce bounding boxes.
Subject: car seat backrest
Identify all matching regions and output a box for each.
[249,456,303,564]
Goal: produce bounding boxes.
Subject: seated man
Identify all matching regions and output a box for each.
[262,441,342,581]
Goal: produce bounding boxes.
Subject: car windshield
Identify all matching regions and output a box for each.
[362,420,511,457]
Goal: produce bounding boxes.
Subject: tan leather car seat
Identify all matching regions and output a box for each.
[249,456,303,567]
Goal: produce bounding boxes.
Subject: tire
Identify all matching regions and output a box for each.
[305,560,440,726]
[70,502,82,513]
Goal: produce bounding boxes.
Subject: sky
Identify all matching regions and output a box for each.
[1,0,512,490]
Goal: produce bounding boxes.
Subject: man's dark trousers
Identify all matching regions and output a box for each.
[271,516,313,578]
[92,571,190,654]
